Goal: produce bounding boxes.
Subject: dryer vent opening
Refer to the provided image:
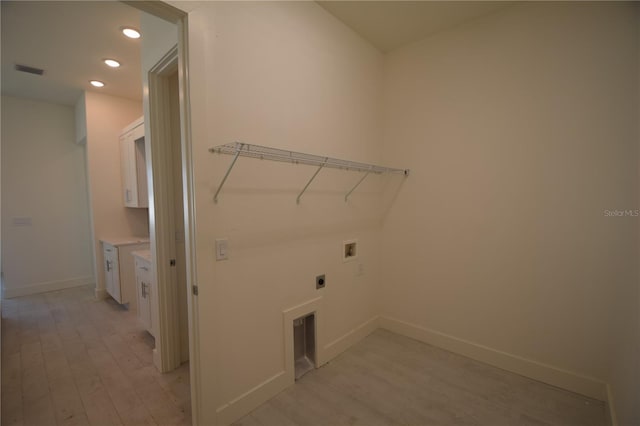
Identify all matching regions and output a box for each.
[293,313,316,380]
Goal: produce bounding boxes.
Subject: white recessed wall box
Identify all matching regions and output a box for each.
[343,239,358,262]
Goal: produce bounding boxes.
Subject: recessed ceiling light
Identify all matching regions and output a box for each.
[90,80,105,88]
[122,27,141,39]
[104,59,121,68]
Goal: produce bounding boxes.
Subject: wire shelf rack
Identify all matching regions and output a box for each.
[209,142,409,203]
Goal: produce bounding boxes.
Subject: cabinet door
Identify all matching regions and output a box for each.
[103,245,121,301]
[135,260,152,332]
[120,123,147,208]
[145,277,153,335]
[120,132,138,207]
[104,253,114,297]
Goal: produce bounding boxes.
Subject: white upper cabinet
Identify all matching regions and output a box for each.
[120,117,148,208]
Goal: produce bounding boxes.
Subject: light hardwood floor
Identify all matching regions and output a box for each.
[1,285,191,426]
[234,329,606,426]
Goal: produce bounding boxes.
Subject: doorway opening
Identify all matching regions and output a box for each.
[147,46,190,371]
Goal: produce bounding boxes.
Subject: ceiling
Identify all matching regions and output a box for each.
[1,1,142,106]
[317,1,511,52]
[0,1,511,107]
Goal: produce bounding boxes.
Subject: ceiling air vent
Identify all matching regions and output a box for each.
[14,64,44,76]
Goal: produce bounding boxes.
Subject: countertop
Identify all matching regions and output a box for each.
[100,237,150,247]
[132,249,152,263]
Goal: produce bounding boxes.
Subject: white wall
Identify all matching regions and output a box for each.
[83,91,147,297]
[186,2,384,423]
[608,9,640,424]
[1,96,94,297]
[380,1,639,404]
[171,2,640,424]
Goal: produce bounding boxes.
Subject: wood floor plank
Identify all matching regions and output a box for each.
[49,377,87,425]
[4,286,604,426]
[237,329,606,426]
[22,393,56,426]
[2,286,191,426]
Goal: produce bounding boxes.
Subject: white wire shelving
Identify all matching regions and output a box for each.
[208,142,409,203]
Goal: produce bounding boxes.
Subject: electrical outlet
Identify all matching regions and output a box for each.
[316,274,326,289]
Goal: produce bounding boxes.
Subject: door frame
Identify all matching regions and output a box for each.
[125,2,201,424]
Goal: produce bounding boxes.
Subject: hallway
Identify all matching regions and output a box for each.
[1,285,190,426]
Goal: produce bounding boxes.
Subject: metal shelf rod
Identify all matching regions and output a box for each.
[213,143,243,203]
[297,159,327,204]
[209,142,409,203]
[345,171,370,202]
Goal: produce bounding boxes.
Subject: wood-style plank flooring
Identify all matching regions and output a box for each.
[234,329,606,426]
[1,285,191,426]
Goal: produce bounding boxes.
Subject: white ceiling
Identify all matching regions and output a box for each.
[0,1,511,106]
[1,1,142,106]
[317,1,511,52]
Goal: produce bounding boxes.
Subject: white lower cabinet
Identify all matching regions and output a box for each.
[101,239,149,310]
[103,244,118,301]
[133,251,154,337]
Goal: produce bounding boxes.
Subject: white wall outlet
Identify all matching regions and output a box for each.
[215,238,229,261]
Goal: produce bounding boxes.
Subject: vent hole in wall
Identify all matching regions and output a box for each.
[293,313,316,380]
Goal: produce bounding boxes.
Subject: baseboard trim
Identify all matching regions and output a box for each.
[323,315,379,363]
[606,384,618,426]
[379,316,608,401]
[216,370,288,426]
[216,314,379,426]
[95,287,108,300]
[3,276,93,299]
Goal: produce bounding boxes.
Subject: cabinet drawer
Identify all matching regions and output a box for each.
[135,259,151,281]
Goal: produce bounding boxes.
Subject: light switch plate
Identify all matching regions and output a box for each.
[12,217,32,226]
[215,238,229,261]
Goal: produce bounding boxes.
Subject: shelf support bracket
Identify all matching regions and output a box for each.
[344,171,371,202]
[297,158,327,204]
[213,143,244,203]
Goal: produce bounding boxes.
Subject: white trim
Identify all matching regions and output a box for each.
[175,15,202,426]
[606,384,618,426]
[323,315,379,362]
[283,297,324,380]
[214,309,381,426]
[379,316,608,401]
[148,46,181,374]
[216,371,288,426]
[3,277,93,299]
[94,287,108,300]
[121,116,144,134]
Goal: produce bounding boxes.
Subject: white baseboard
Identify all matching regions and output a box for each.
[95,287,108,300]
[3,276,93,299]
[214,314,611,426]
[215,313,379,426]
[606,384,618,426]
[323,315,379,363]
[379,316,608,401]
[216,371,289,426]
